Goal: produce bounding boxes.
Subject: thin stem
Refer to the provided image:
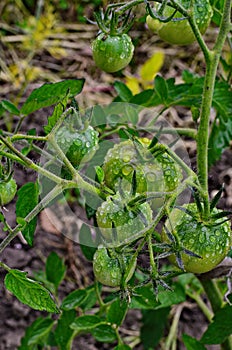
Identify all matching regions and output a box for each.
[196,0,231,218]
[0,261,11,272]
[165,304,184,350]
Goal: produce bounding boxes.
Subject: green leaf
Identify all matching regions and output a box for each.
[158,283,186,308]
[4,269,59,313]
[43,93,70,134]
[201,305,232,344]
[21,79,85,115]
[140,307,170,349]
[183,334,207,350]
[70,315,103,331]
[79,223,97,261]
[91,324,117,343]
[130,89,155,106]
[19,317,54,349]
[114,81,133,102]
[95,165,105,184]
[130,285,160,309]
[0,100,20,115]
[114,345,131,350]
[45,252,66,289]
[78,284,98,311]
[107,298,128,326]
[16,182,39,246]
[154,75,168,104]
[61,289,87,310]
[54,310,76,350]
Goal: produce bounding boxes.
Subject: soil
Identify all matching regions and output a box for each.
[0,3,232,350]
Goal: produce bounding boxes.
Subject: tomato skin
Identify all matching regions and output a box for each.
[146,0,213,45]
[162,203,232,274]
[55,125,99,168]
[96,191,153,246]
[93,246,136,287]
[0,178,17,206]
[103,139,182,205]
[92,33,134,73]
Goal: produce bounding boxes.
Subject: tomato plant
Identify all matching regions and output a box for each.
[0,0,232,349]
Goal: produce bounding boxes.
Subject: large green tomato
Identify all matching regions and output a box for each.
[162,203,232,273]
[146,0,213,45]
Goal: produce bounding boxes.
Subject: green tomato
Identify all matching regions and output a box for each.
[102,139,182,206]
[146,0,213,45]
[0,178,17,206]
[55,125,99,168]
[96,191,153,246]
[162,203,232,273]
[93,246,136,287]
[92,33,134,73]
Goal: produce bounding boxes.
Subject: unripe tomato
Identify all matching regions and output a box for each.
[96,191,153,246]
[146,0,213,45]
[55,125,99,168]
[0,178,17,206]
[162,203,232,273]
[92,33,134,73]
[103,139,182,203]
[93,246,136,287]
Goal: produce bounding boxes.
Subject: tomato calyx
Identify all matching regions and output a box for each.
[159,223,202,271]
[93,7,134,36]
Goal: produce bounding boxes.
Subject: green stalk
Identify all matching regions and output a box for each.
[195,0,231,218]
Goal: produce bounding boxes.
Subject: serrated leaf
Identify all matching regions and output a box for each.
[45,252,66,289]
[61,289,87,310]
[4,269,59,313]
[0,100,20,115]
[139,51,164,82]
[114,81,133,102]
[21,79,85,115]
[107,298,128,326]
[70,315,103,331]
[19,317,54,349]
[43,93,70,134]
[182,334,207,350]
[54,310,76,350]
[16,182,39,246]
[201,305,232,344]
[91,324,117,343]
[141,307,170,349]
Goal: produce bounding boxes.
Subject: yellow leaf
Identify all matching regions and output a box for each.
[125,76,141,95]
[139,51,164,82]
